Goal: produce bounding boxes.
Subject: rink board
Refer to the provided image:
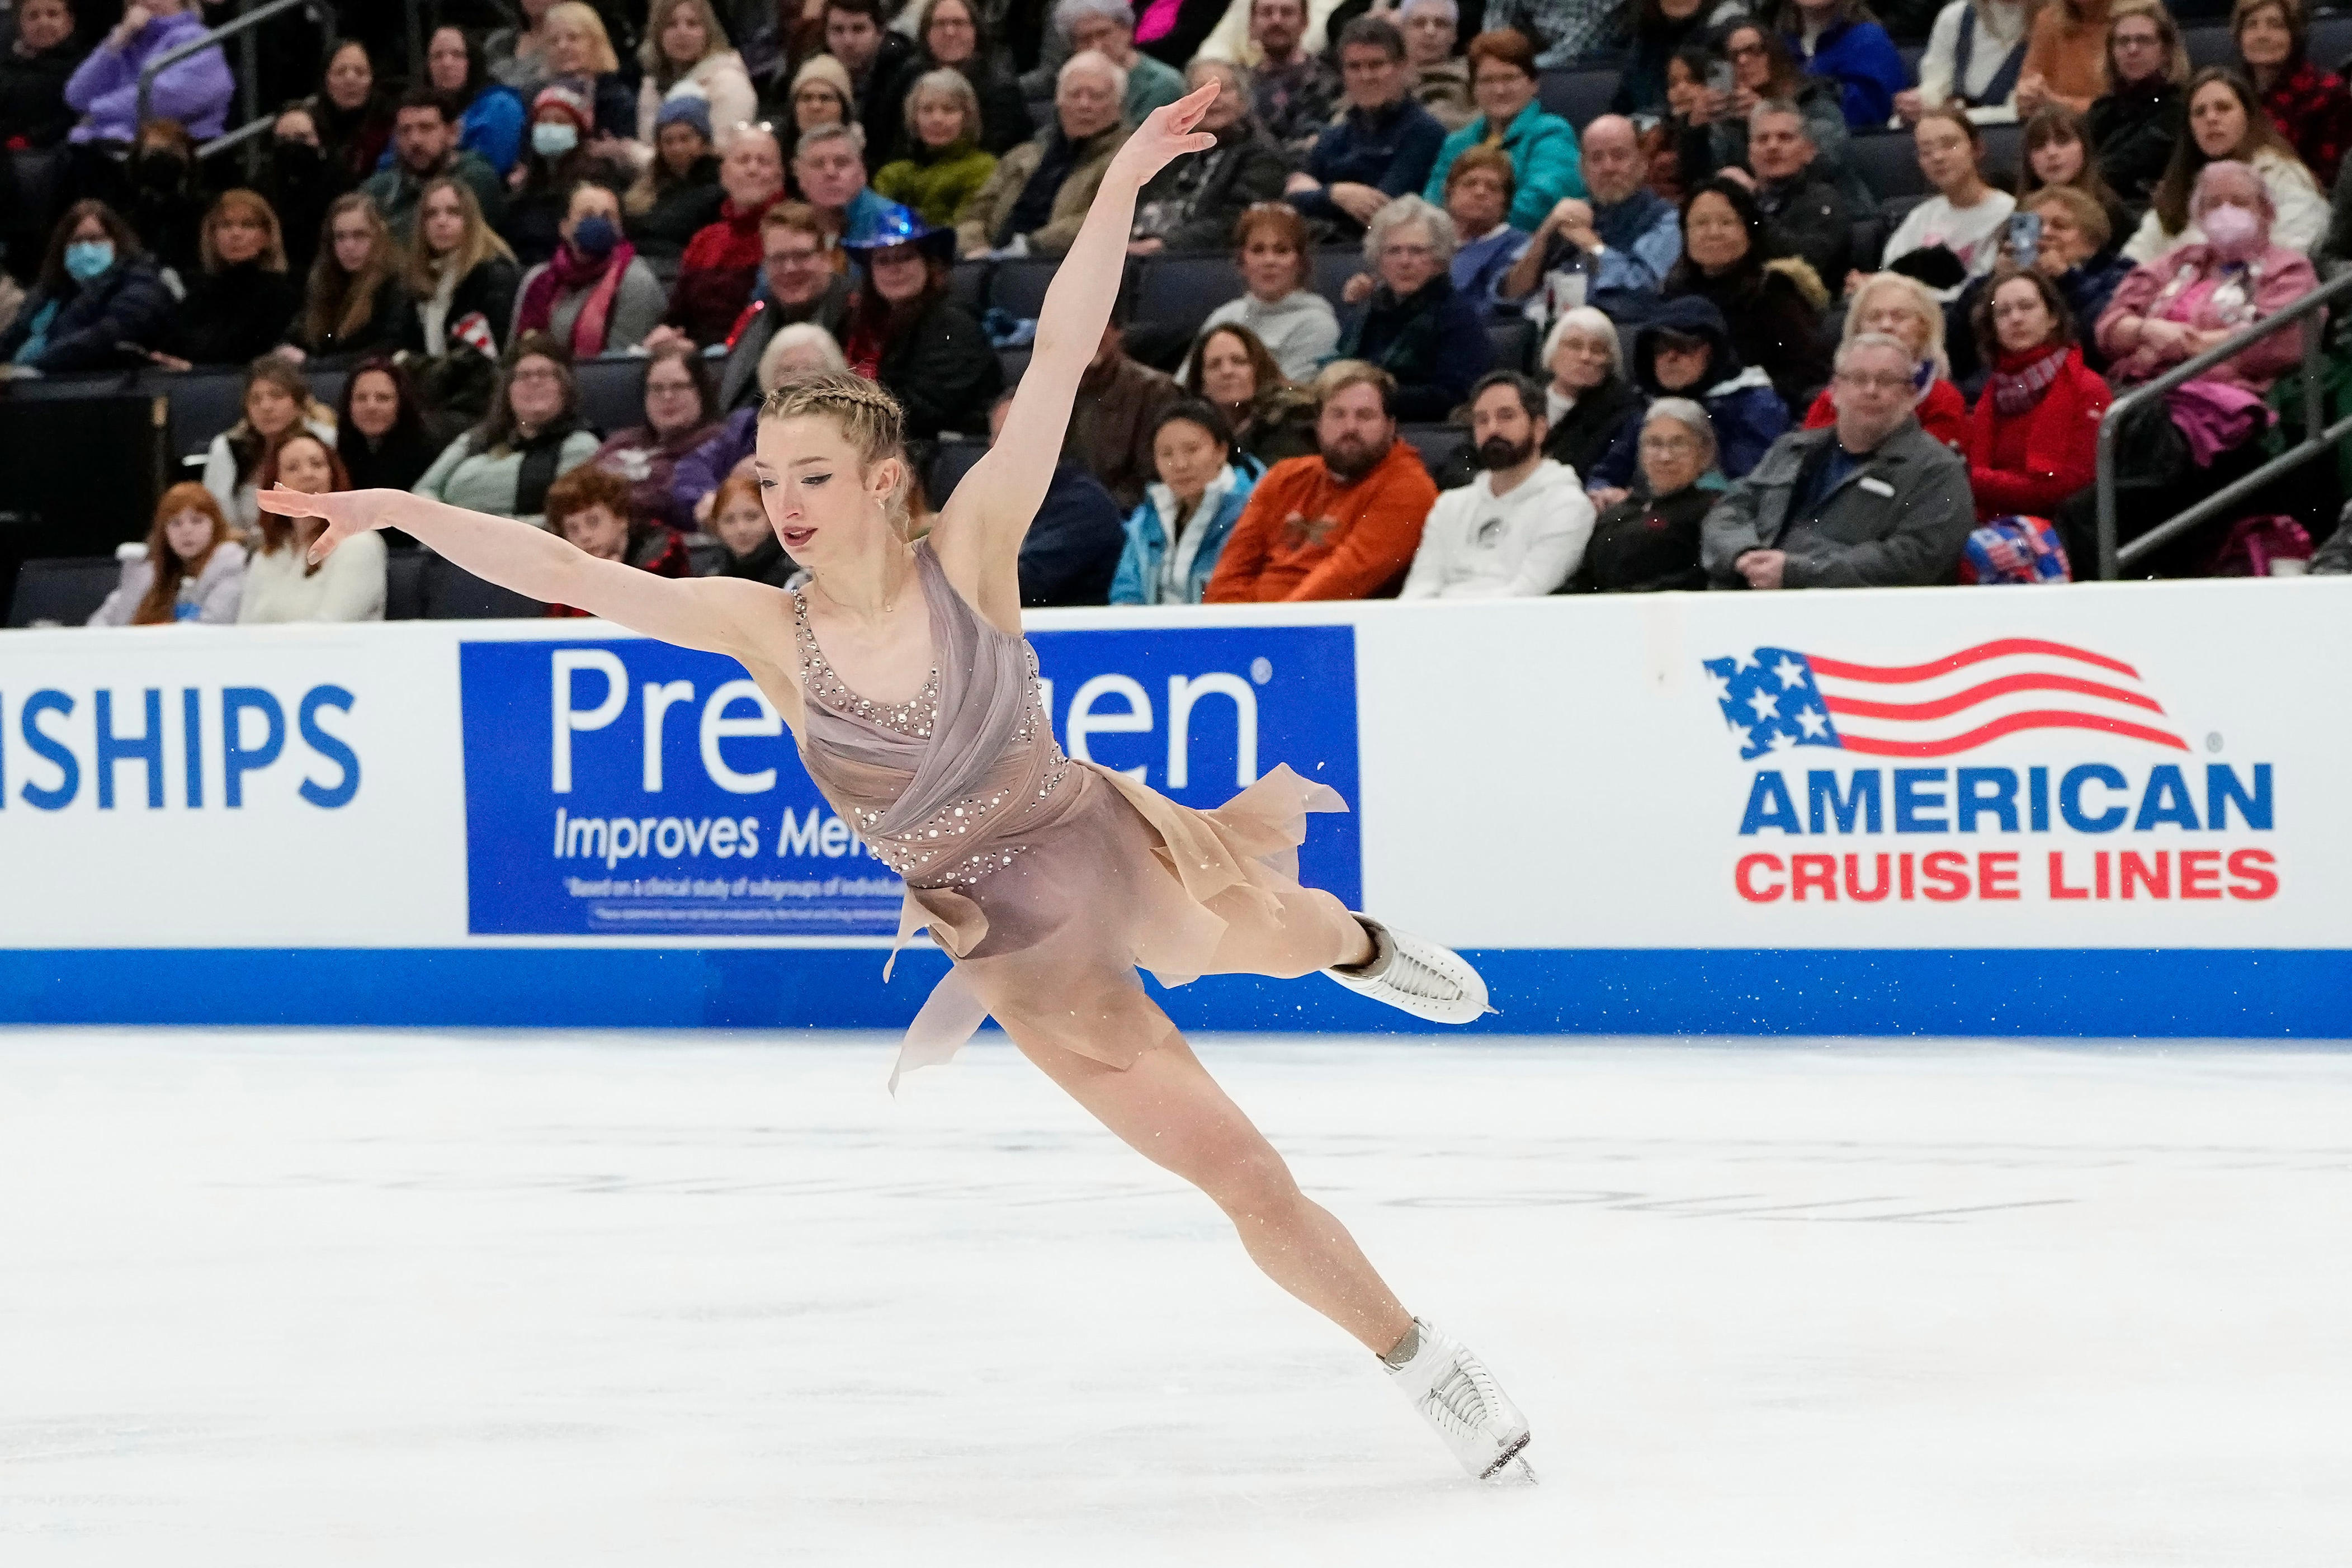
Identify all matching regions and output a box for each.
[2,579,2348,1036]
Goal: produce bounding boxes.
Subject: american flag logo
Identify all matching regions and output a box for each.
[1703,640,2190,761]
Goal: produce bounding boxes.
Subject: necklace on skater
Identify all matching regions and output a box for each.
[810,544,913,618]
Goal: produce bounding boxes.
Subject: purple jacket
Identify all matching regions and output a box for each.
[671,407,757,520]
[66,14,233,144]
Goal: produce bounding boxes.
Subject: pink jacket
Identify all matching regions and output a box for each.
[2094,242,2318,393]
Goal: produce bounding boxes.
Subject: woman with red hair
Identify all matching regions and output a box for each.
[88,484,249,626]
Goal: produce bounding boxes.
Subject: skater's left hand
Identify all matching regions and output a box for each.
[1109,79,1222,191]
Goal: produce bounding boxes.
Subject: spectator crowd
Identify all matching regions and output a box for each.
[8,0,2352,627]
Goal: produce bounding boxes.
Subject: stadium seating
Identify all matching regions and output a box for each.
[1848,132,1926,201]
[1538,68,1619,125]
[1133,255,1246,338]
[1400,422,1468,475]
[7,556,117,627]
[574,355,647,437]
[990,256,1061,322]
[928,434,988,505]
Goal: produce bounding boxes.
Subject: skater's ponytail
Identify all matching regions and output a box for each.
[760,370,913,535]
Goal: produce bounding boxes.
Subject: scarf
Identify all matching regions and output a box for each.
[1593,187,1671,254]
[516,238,639,357]
[511,417,582,518]
[684,195,775,275]
[1989,342,2067,418]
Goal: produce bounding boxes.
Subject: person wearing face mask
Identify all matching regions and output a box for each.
[513,180,668,354]
[2099,160,2315,398]
[2124,67,2329,262]
[1401,371,1595,598]
[87,483,248,626]
[113,117,206,282]
[1110,399,1265,604]
[1127,59,1286,256]
[537,2,641,152]
[506,84,634,267]
[0,199,173,372]
[256,106,338,281]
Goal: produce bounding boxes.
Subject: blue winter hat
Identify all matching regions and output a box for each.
[841,200,956,263]
[654,93,714,141]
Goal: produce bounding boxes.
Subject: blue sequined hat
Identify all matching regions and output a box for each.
[840,201,957,264]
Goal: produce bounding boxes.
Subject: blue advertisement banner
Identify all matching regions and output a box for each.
[457,624,1360,937]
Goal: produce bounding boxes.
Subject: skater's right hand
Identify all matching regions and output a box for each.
[258,484,383,568]
[1109,79,1222,191]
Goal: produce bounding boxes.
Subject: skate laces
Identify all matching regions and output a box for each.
[1422,1357,1501,1439]
[1385,946,1466,1004]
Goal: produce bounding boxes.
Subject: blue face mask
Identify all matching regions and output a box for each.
[64,239,116,282]
[570,215,618,258]
[532,121,580,158]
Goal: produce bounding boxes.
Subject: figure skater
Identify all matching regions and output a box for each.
[262,81,1533,1483]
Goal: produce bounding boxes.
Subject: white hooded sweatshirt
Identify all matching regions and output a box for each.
[1399,457,1594,599]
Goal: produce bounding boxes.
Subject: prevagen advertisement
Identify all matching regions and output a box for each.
[457,624,1362,938]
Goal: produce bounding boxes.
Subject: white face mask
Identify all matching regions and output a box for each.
[532,120,580,158]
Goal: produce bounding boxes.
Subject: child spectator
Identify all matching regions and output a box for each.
[705,473,798,587]
[539,3,640,150]
[1206,361,1439,601]
[542,464,689,616]
[201,355,333,535]
[412,333,602,523]
[240,431,387,622]
[591,342,724,532]
[1111,400,1263,604]
[0,199,172,372]
[88,483,247,626]
[2019,103,2133,242]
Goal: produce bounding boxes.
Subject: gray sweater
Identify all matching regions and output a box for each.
[87,541,248,625]
[413,427,603,523]
[508,256,668,353]
[1701,419,1975,589]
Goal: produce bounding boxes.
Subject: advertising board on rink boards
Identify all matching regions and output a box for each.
[0,579,2345,1031]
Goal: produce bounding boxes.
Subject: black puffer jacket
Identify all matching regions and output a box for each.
[0,256,176,372]
[2089,82,2184,207]
[625,157,724,261]
[172,260,304,366]
[0,35,84,148]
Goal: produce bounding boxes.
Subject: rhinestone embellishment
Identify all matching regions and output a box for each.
[792,588,939,739]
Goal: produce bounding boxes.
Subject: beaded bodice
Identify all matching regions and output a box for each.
[790,544,1071,892]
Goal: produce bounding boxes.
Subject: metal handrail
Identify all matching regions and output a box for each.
[134,0,314,158]
[2093,267,2352,579]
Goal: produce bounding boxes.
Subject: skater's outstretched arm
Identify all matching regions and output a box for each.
[928,80,1221,632]
[258,488,784,668]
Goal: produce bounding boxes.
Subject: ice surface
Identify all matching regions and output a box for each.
[2,1031,2348,1566]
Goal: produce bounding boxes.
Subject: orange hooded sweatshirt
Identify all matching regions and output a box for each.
[1203,439,1438,602]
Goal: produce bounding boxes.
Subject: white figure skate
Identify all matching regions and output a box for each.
[1387,1317,1536,1482]
[1324,914,1491,1025]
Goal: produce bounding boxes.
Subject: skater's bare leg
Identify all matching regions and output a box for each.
[1013,1031,1411,1354]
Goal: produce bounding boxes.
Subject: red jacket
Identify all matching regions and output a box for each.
[665,195,778,346]
[1803,375,1969,449]
[1962,345,2112,521]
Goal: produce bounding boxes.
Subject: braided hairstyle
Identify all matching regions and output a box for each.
[760,370,914,532]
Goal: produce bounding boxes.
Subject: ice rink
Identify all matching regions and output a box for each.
[4,1029,2348,1566]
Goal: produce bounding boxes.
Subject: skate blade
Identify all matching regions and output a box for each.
[1479,1432,1536,1484]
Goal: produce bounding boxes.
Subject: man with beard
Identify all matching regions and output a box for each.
[1401,371,1594,597]
[1206,361,1438,601]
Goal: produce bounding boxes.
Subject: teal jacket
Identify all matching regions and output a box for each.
[1423,101,1584,231]
[1109,457,1263,606]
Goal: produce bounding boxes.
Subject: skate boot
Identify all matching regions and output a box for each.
[1385,1317,1535,1482]
[1324,914,1491,1025]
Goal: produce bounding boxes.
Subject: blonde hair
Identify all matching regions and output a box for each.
[400,174,515,295]
[1843,271,1949,380]
[760,370,912,527]
[202,188,289,273]
[640,0,730,86]
[546,1,622,74]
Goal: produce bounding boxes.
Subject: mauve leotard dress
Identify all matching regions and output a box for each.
[787,540,1364,1088]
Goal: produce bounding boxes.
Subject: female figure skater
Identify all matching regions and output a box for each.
[262,81,1533,1485]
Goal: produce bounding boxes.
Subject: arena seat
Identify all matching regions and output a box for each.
[686,540,729,576]
[949,259,988,314]
[1847,131,1926,200]
[417,549,545,618]
[989,257,1060,322]
[997,345,1032,385]
[928,434,988,504]
[384,546,427,620]
[574,354,645,437]
[2183,23,2233,67]
[1538,67,1621,125]
[1399,422,1468,475]
[1132,254,1244,337]
[1978,122,2024,185]
[160,367,253,460]
[1487,318,1537,372]
[1314,246,1363,306]
[2317,13,2352,69]
[6,555,117,626]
